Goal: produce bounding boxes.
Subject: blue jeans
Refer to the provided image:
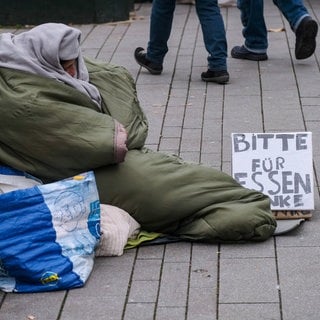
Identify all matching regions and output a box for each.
[147,0,227,71]
[237,0,309,53]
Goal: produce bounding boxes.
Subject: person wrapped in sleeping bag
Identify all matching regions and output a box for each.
[0,23,276,243]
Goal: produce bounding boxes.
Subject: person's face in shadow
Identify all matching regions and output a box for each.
[61,59,77,77]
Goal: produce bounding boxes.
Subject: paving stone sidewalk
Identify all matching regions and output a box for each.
[0,1,319,319]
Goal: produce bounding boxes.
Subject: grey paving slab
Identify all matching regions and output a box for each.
[0,291,64,320]
[163,107,185,127]
[277,247,320,320]
[187,287,217,320]
[179,151,201,163]
[128,280,159,303]
[162,126,183,138]
[219,257,279,303]
[181,129,202,152]
[188,244,218,319]
[124,303,155,320]
[200,152,222,168]
[157,261,190,308]
[264,109,305,132]
[164,242,192,262]
[133,259,162,281]
[60,254,136,320]
[159,137,181,152]
[302,104,320,123]
[136,244,165,260]
[263,89,301,108]
[221,238,275,258]
[219,303,280,320]
[157,306,186,320]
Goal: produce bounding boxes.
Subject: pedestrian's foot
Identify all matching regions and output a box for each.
[201,69,229,84]
[231,45,268,61]
[134,47,163,75]
[295,16,318,60]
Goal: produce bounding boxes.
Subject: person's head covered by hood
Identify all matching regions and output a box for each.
[0,23,101,108]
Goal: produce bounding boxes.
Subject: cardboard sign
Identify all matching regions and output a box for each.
[231,132,314,210]
[272,210,312,220]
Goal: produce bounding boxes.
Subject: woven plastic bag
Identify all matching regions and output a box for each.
[0,167,100,293]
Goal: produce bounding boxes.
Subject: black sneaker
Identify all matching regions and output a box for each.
[295,16,318,60]
[134,47,163,75]
[231,45,268,61]
[201,69,229,84]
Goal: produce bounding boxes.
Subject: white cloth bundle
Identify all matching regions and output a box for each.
[95,204,141,257]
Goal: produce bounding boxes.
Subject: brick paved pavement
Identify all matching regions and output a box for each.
[0,1,319,319]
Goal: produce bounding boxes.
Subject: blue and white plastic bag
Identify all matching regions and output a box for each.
[0,167,100,293]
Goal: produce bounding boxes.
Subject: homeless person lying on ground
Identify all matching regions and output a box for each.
[0,23,276,243]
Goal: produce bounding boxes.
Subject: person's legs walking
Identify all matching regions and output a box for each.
[273,0,309,30]
[231,0,268,60]
[196,0,229,83]
[147,0,176,64]
[134,0,175,74]
[273,0,318,59]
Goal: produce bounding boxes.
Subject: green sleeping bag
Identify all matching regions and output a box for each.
[0,59,276,243]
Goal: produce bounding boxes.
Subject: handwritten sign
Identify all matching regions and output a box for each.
[231,132,314,210]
